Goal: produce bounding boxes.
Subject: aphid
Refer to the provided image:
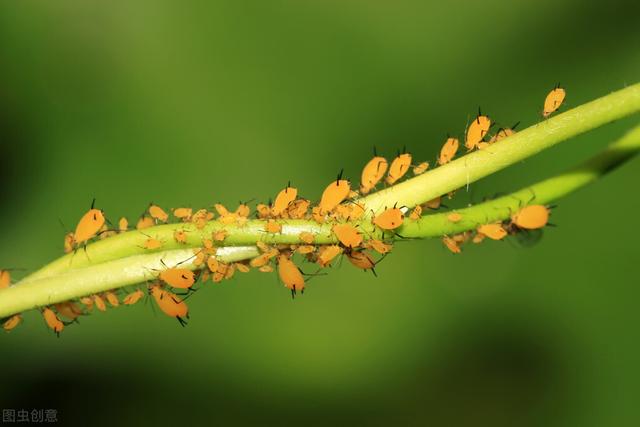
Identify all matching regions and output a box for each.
[442,236,461,254]
[235,263,251,273]
[311,206,325,223]
[207,256,220,273]
[172,207,193,221]
[259,265,274,273]
[447,212,462,223]
[465,112,491,151]
[346,251,377,274]
[332,224,363,248]
[256,204,271,219]
[296,245,316,254]
[142,237,163,250]
[80,296,94,311]
[365,239,393,255]
[214,204,237,225]
[73,199,106,246]
[373,207,404,230]
[424,197,441,210]
[235,203,251,218]
[477,223,508,240]
[3,314,21,332]
[278,255,305,294]
[159,267,196,289]
[0,269,11,288]
[94,294,107,312]
[202,239,217,255]
[213,230,228,241]
[174,230,188,244]
[123,289,145,305]
[193,250,207,267]
[63,233,75,253]
[386,153,412,185]
[54,302,83,321]
[150,285,188,326]
[438,137,459,165]
[413,161,429,175]
[265,220,282,234]
[149,204,169,223]
[118,217,129,233]
[98,224,117,240]
[193,209,214,228]
[409,205,422,221]
[511,205,550,230]
[272,185,298,216]
[136,215,154,230]
[543,85,566,118]
[489,122,519,143]
[286,199,310,219]
[360,155,388,194]
[299,232,315,244]
[472,233,486,244]
[105,291,120,307]
[317,245,343,267]
[42,308,64,335]
[249,251,276,268]
[214,204,231,217]
[319,171,351,213]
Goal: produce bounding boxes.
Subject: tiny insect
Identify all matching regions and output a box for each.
[438,137,459,166]
[213,230,228,241]
[118,217,129,233]
[73,199,106,246]
[386,153,412,185]
[42,308,64,335]
[173,207,193,221]
[265,220,282,234]
[136,215,154,230]
[299,232,315,244]
[360,153,389,194]
[465,111,491,151]
[332,224,363,248]
[259,265,274,273]
[477,223,508,240]
[54,302,83,321]
[511,205,550,230]
[447,212,462,223]
[319,171,351,213]
[123,289,145,305]
[256,203,271,219]
[346,250,377,275]
[63,232,75,253]
[94,294,107,312]
[235,263,251,273]
[105,291,120,307]
[409,205,422,221]
[373,207,404,230]
[286,199,310,219]
[278,255,305,295]
[235,203,251,218]
[272,184,298,216]
[150,285,189,326]
[442,236,461,254]
[296,245,316,254]
[365,239,393,255]
[142,237,163,250]
[174,230,188,244]
[149,204,169,223]
[80,297,94,311]
[3,314,21,332]
[489,122,519,143]
[413,161,429,175]
[0,269,11,288]
[424,197,441,210]
[543,85,566,118]
[159,267,196,289]
[317,245,343,267]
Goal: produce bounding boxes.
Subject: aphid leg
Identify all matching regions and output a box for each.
[176,316,188,327]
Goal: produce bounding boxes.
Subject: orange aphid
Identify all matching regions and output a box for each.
[465,112,491,151]
[105,291,120,307]
[214,204,231,217]
[54,302,83,321]
[94,294,107,312]
[173,207,193,221]
[386,153,412,185]
[142,237,163,250]
[249,249,277,268]
[543,85,566,117]
[373,207,404,230]
[347,250,376,274]
[235,263,251,273]
[118,217,129,233]
[278,255,305,294]
[123,289,145,305]
[202,239,217,255]
[150,285,188,325]
[477,223,508,240]
[442,236,461,254]
[212,230,227,242]
[409,205,422,221]
[192,209,214,228]
[207,256,220,273]
[256,204,271,219]
[332,224,363,248]
[317,245,343,267]
[272,185,298,216]
[0,270,11,288]
[80,297,94,311]
[424,197,441,210]
[73,200,106,245]
[489,123,519,143]
[447,212,462,223]
[296,245,316,254]
[174,230,188,244]
[149,204,169,223]
[136,215,154,230]
[511,205,550,230]
[42,308,64,335]
[472,233,486,244]
[265,220,282,234]
[438,137,459,165]
[3,314,21,332]
[193,250,207,267]
[64,233,75,253]
[311,206,325,223]
[360,155,388,194]
[235,203,251,218]
[319,172,351,213]
[366,239,393,255]
[287,199,310,219]
[413,161,429,175]
[159,268,196,289]
[299,232,315,244]
[259,265,274,273]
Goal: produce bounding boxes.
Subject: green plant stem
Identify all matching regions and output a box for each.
[2,123,638,319]
[359,82,640,213]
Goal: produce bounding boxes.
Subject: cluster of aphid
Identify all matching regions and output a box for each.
[0,85,566,335]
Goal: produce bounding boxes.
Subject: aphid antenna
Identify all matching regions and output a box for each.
[57,218,69,232]
[336,168,344,183]
[91,198,96,210]
[176,316,188,327]
[373,145,378,156]
[511,121,521,130]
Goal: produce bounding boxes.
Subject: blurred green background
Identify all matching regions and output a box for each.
[1,1,639,426]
